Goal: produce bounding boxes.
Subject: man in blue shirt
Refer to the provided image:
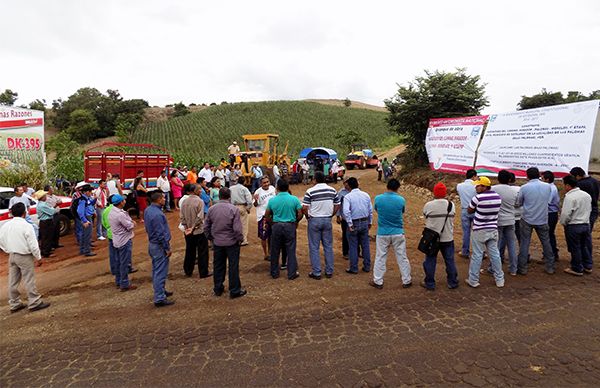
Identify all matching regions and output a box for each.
[77,185,97,257]
[369,179,412,289]
[542,171,560,261]
[144,191,174,307]
[342,177,373,274]
[456,169,478,258]
[515,167,555,275]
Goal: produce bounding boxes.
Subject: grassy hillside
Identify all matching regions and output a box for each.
[132,101,393,165]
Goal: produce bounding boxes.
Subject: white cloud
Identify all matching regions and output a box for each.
[0,0,598,112]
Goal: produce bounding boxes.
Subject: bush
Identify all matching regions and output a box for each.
[0,160,48,190]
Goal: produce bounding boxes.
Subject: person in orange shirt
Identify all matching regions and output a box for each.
[186,166,198,184]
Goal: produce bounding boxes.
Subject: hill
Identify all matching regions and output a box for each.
[132,100,393,165]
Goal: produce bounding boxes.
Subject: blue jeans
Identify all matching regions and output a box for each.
[80,217,92,255]
[469,229,504,284]
[497,224,518,274]
[213,244,242,296]
[564,224,592,273]
[251,178,260,193]
[460,209,474,255]
[108,239,118,285]
[115,240,132,288]
[348,219,371,272]
[307,217,334,276]
[149,242,170,303]
[74,218,83,245]
[518,220,555,274]
[96,208,107,238]
[422,241,458,289]
[163,192,171,211]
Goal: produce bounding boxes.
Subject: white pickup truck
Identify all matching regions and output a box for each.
[0,187,73,236]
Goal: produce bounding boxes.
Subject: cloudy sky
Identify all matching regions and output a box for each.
[1,0,598,113]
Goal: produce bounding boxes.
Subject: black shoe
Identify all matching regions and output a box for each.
[165,291,174,297]
[129,267,139,274]
[154,300,175,308]
[84,253,97,257]
[271,274,280,279]
[362,267,370,273]
[200,272,213,279]
[308,272,322,280]
[214,290,224,297]
[345,269,358,275]
[10,304,27,313]
[369,280,383,289]
[325,273,333,279]
[420,281,434,291]
[29,302,51,312]
[288,272,300,280]
[402,282,413,289]
[230,289,247,299]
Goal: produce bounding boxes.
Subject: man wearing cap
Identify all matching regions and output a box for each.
[77,185,97,257]
[228,141,240,166]
[456,169,478,258]
[370,178,412,289]
[466,176,505,288]
[34,190,59,258]
[108,194,137,291]
[515,167,555,275]
[560,175,593,276]
[421,182,458,290]
[1,203,51,313]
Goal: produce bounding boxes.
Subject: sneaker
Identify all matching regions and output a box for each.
[154,300,175,308]
[563,268,583,276]
[280,265,287,270]
[496,280,505,288]
[583,268,593,274]
[402,282,413,289]
[10,304,27,313]
[509,272,517,276]
[29,302,51,312]
[288,272,300,280]
[98,236,106,241]
[465,279,480,288]
[368,280,383,290]
[308,272,322,280]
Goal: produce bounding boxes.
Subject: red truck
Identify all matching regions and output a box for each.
[84,142,172,192]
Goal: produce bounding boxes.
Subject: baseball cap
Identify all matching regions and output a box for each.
[111,194,124,205]
[472,176,492,187]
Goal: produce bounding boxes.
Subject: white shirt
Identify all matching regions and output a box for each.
[228,144,240,154]
[560,187,592,226]
[273,165,280,178]
[9,195,32,212]
[0,217,41,259]
[457,179,477,209]
[198,167,213,182]
[254,186,276,221]
[215,169,226,186]
[157,175,171,192]
[107,179,120,196]
[179,194,190,207]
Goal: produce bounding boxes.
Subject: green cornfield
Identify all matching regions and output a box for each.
[133,101,393,166]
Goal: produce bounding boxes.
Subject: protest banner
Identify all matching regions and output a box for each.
[475,100,600,178]
[425,116,487,174]
[0,106,45,168]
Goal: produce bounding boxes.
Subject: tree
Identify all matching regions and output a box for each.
[115,112,143,142]
[0,89,18,106]
[172,102,190,117]
[29,99,46,112]
[66,109,100,143]
[518,89,600,110]
[335,129,364,151]
[343,98,351,107]
[385,69,488,167]
[46,132,84,182]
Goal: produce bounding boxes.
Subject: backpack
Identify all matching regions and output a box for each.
[70,196,82,218]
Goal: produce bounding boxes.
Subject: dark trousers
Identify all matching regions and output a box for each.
[39,219,54,257]
[184,233,210,277]
[347,219,371,272]
[80,217,92,255]
[213,244,242,296]
[548,212,559,259]
[270,223,297,278]
[587,211,598,259]
[52,213,61,248]
[565,224,593,273]
[422,241,459,289]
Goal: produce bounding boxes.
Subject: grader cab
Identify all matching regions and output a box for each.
[237,134,289,167]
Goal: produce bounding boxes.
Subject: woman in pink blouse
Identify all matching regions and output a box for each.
[170,170,184,210]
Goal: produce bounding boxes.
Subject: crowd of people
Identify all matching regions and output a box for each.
[1,159,598,313]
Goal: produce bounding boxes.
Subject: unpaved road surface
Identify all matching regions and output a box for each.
[1,147,600,387]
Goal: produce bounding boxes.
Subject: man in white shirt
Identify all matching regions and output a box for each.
[215,165,226,188]
[157,170,172,212]
[456,169,478,258]
[302,171,340,279]
[254,176,277,260]
[198,162,214,182]
[106,173,123,196]
[0,203,50,313]
[228,141,240,165]
[561,175,593,276]
[491,170,520,276]
[273,163,281,186]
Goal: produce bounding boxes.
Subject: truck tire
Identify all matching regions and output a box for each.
[346,164,355,170]
[58,213,71,237]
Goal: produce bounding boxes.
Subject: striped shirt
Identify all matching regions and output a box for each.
[303,183,340,218]
[469,190,502,231]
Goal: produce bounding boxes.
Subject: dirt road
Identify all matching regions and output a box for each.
[2,147,600,387]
